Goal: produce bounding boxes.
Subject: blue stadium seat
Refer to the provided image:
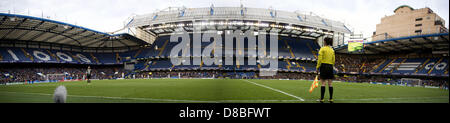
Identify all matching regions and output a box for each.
[0,47,116,65]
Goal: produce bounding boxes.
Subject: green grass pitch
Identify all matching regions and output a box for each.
[0,79,448,103]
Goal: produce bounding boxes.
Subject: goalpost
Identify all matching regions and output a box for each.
[400,78,422,87]
[47,74,66,82]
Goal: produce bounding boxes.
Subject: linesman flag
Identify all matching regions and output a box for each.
[309,75,319,93]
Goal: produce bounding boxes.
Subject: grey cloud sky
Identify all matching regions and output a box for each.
[0,0,448,40]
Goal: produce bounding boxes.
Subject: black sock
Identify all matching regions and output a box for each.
[320,86,325,100]
[329,86,333,99]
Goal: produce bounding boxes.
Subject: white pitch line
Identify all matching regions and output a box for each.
[0,91,218,103]
[67,95,219,103]
[331,97,449,101]
[241,79,305,101]
[212,99,298,102]
[1,91,301,103]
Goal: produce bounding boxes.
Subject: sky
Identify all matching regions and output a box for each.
[0,0,449,40]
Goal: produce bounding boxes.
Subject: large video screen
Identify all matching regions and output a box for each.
[348,40,364,52]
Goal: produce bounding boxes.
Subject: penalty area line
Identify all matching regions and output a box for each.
[0,91,301,103]
[241,79,305,101]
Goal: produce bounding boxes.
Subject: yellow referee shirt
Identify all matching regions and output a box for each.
[316,45,335,69]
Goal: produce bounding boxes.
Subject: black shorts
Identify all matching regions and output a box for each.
[319,63,334,80]
[87,74,91,79]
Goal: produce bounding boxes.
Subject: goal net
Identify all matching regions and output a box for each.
[400,78,422,87]
[47,74,66,82]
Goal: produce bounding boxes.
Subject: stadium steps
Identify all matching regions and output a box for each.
[370,59,386,73]
[427,58,444,74]
[143,59,151,71]
[390,59,407,73]
[90,53,99,64]
[20,48,34,61]
[216,50,222,68]
[295,62,301,68]
[1,49,12,61]
[306,43,318,59]
[157,40,169,57]
[378,58,396,73]
[283,40,295,58]
[236,60,240,69]
[360,62,365,70]
[344,66,347,73]
[445,68,448,75]
[295,62,306,71]
[200,60,204,68]
[415,58,430,74]
[341,64,346,72]
[46,50,59,62]
[289,48,295,58]
[285,59,291,70]
[360,61,366,72]
[115,53,121,64]
[445,62,449,74]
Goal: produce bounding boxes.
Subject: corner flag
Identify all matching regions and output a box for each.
[309,75,319,93]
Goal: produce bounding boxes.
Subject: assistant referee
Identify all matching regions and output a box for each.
[316,37,335,103]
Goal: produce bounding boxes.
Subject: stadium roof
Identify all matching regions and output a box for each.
[0,13,148,48]
[335,33,449,54]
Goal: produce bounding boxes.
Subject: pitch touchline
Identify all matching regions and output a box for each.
[330,97,449,101]
[0,91,217,103]
[241,79,305,101]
